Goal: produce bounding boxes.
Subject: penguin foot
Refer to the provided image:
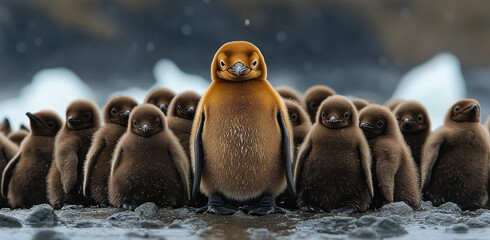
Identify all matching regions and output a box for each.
[122,202,139,211]
[301,206,325,213]
[241,195,286,216]
[196,195,237,215]
[331,206,357,214]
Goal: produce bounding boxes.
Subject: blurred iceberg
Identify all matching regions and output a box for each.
[111,59,210,102]
[390,53,466,129]
[0,68,95,128]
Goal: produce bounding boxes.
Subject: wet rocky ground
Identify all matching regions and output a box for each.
[1,202,490,239]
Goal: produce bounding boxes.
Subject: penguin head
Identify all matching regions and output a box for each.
[104,96,138,126]
[394,101,430,133]
[285,99,310,127]
[65,100,100,131]
[212,41,266,82]
[26,110,62,136]
[129,104,165,137]
[168,91,201,120]
[276,86,303,104]
[317,95,356,129]
[0,118,11,135]
[304,85,336,122]
[144,87,176,115]
[359,105,400,139]
[447,99,480,123]
[352,99,370,112]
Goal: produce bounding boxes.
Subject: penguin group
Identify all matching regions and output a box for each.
[0,41,489,216]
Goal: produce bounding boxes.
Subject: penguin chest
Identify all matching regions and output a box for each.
[201,83,283,198]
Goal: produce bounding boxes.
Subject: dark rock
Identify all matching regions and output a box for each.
[446,223,469,233]
[379,202,413,216]
[135,202,159,218]
[0,213,22,227]
[295,216,358,234]
[478,212,490,224]
[436,202,461,214]
[61,205,83,210]
[348,228,378,239]
[420,201,433,211]
[125,232,166,239]
[107,211,141,222]
[357,215,377,227]
[370,217,407,238]
[425,213,457,226]
[247,228,275,240]
[387,215,404,224]
[25,204,57,226]
[73,221,104,228]
[57,210,81,219]
[32,230,68,240]
[168,223,183,229]
[141,220,164,229]
[459,218,488,228]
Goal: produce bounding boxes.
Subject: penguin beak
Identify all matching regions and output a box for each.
[403,118,415,125]
[360,122,375,131]
[139,124,153,133]
[229,62,249,76]
[67,117,82,124]
[464,104,478,113]
[26,112,41,123]
[182,107,195,119]
[328,115,340,123]
[120,109,131,118]
[159,104,168,113]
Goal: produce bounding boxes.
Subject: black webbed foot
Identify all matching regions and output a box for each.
[196,195,238,215]
[241,195,286,216]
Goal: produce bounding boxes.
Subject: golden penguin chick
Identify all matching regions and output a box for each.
[47,99,101,209]
[83,96,138,204]
[144,87,176,115]
[276,86,303,104]
[384,99,404,111]
[393,101,431,171]
[421,99,490,210]
[359,105,421,209]
[108,104,190,209]
[276,99,311,209]
[0,134,19,208]
[303,85,336,123]
[2,111,62,208]
[191,41,295,215]
[0,118,12,136]
[352,99,370,111]
[295,96,373,213]
[7,127,29,146]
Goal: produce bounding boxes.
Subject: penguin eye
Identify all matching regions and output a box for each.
[155,118,160,125]
[47,121,55,128]
[220,60,226,68]
[177,105,183,111]
[290,113,298,123]
[309,102,317,110]
[252,60,257,67]
[376,120,384,128]
[84,112,92,119]
[396,116,400,122]
[417,114,424,123]
[344,112,350,119]
[321,112,326,119]
[132,120,137,126]
[454,106,461,112]
[110,108,117,115]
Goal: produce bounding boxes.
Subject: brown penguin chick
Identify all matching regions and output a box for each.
[421,99,490,210]
[295,96,373,213]
[276,99,311,209]
[276,86,303,104]
[1,111,62,208]
[144,87,176,115]
[46,99,101,209]
[83,96,138,205]
[384,99,404,111]
[0,118,12,136]
[0,134,19,207]
[352,99,370,111]
[108,104,190,209]
[191,41,295,215]
[359,105,421,209]
[393,101,431,171]
[7,127,29,146]
[303,85,336,123]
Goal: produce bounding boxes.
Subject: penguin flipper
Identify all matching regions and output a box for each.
[358,140,374,198]
[1,151,21,198]
[83,137,106,198]
[294,134,312,196]
[278,111,295,196]
[375,147,400,203]
[192,112,205,200]
[420,132,445,191]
